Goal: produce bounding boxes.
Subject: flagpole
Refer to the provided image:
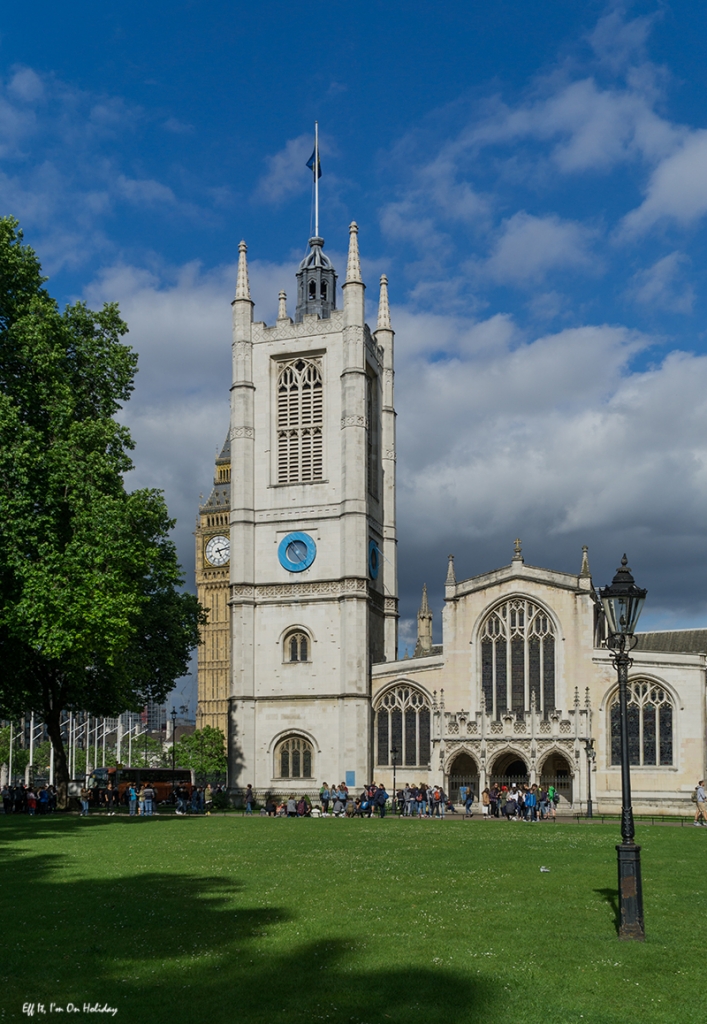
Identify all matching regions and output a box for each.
[314,121,319,237]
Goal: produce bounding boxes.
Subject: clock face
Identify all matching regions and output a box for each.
[205,535,230,567]
[278,532,316,572]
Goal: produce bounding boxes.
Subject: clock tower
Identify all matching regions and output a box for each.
[195,436,231,734]
[225,223,398,792]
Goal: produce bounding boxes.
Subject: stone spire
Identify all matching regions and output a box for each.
[580,544,591,578]
[235,240,251,301]
[377,274,391,330]
[277,291,288,321]
[446,554,456,586]
[414,583,433,657]
[345,221,362,284]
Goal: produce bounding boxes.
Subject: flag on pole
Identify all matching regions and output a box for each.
[306,149,322,179]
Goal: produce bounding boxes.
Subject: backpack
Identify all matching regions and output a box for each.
[691,788,698,803]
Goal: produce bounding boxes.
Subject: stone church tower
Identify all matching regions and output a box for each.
[223,223,397,791]
[194,436,231,733]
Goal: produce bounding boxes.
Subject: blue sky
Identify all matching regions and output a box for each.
[3,1,707,694]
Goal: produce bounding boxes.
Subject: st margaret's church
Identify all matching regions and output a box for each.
[195,221,707,816]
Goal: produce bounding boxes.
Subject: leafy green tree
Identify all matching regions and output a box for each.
[174,726,227,776]
[0,219,206,807]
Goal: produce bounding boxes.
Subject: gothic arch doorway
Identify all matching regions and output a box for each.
[448,752,479,803]
[540,751,573,807]
[489,750,529,789]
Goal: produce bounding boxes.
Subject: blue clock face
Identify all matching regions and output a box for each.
[278,532,316,573]
[369,539,380,580]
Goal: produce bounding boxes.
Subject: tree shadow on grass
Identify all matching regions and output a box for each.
[594,887,620,935]
[0,817,496,1024]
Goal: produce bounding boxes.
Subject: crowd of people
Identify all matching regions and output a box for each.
[254,782,462,818]
[1,783,57,815]
[1,781,229,816]
[479,782,560,821]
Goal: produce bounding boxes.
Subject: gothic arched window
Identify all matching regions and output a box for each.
[285,630,309,663]
[275,735,313,779]
[277,358,323,484]
[374,685,431,767]
[480,599,556,719]
[609,680,674,766]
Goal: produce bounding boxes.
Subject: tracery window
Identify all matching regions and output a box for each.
[609,680,673,767]
[375,685,431,767]
[285,630,309,663]
[275,736,313,779]
[480,599,556,719]
[277,358,323,484]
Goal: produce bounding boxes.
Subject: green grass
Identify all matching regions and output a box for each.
[0,815,702,1024]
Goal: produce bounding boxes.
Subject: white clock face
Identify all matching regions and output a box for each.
[205,535,230,567]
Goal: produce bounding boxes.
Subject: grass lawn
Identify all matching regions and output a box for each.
[0,814,702,1024]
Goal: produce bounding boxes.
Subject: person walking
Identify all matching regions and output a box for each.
[205,783,214,814]
[464,785,474,818]
[375,784,388,818]
[2,784,12,815]
[80,785,91,817]
[128,784,138,816]
[547,784,558,819]
[319,782,330,815]
[244,784,253,815]
[694,780,707,825]
[481,788,490,818]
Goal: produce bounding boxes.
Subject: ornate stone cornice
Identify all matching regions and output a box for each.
[252,310,344,343]
[231,577,370,602]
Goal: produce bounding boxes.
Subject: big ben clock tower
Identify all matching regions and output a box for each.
[195,437,232,734]
[199,220,398,793]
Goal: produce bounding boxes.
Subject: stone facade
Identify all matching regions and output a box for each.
[196,223,706,814]
[371,548,705,816]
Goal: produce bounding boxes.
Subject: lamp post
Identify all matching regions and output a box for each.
[171,707,177,805]
[583,738,595,819]
[391,744,399,815]
[599,554,647,941]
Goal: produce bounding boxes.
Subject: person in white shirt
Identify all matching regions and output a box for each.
[694,780,707,826]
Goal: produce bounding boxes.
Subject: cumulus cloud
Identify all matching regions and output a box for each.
[621,130,707,234]
[81,253,299,585]
[478,212,598,285]
[254,134,315,204]
[628,251,694,313]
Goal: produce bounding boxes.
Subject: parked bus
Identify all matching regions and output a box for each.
[88,766,196,805]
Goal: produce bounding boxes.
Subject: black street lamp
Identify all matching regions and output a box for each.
[391,744,399,815]
[599,554,647,941]
[171,707,177,803]
[582,738,595,818]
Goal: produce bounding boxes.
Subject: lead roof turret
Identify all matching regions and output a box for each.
[295,236,337,321]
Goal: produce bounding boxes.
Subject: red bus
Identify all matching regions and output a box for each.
[89,766,195,804]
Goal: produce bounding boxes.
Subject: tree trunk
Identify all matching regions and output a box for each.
[44,703,70,810]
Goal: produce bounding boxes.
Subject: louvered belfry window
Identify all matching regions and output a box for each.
[277,358,323,483]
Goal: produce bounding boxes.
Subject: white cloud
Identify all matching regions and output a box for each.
[254,134,313,204]
[7,66,44,103]
[628,251,693,313]
[479,212,597,285]
[81,253,299,582]
[116,174,177,207]
[621,130,707,234]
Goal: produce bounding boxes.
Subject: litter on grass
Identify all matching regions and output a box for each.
[540,866,550,872]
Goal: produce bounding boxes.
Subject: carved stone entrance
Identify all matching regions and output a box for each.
[448,752,479,803]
